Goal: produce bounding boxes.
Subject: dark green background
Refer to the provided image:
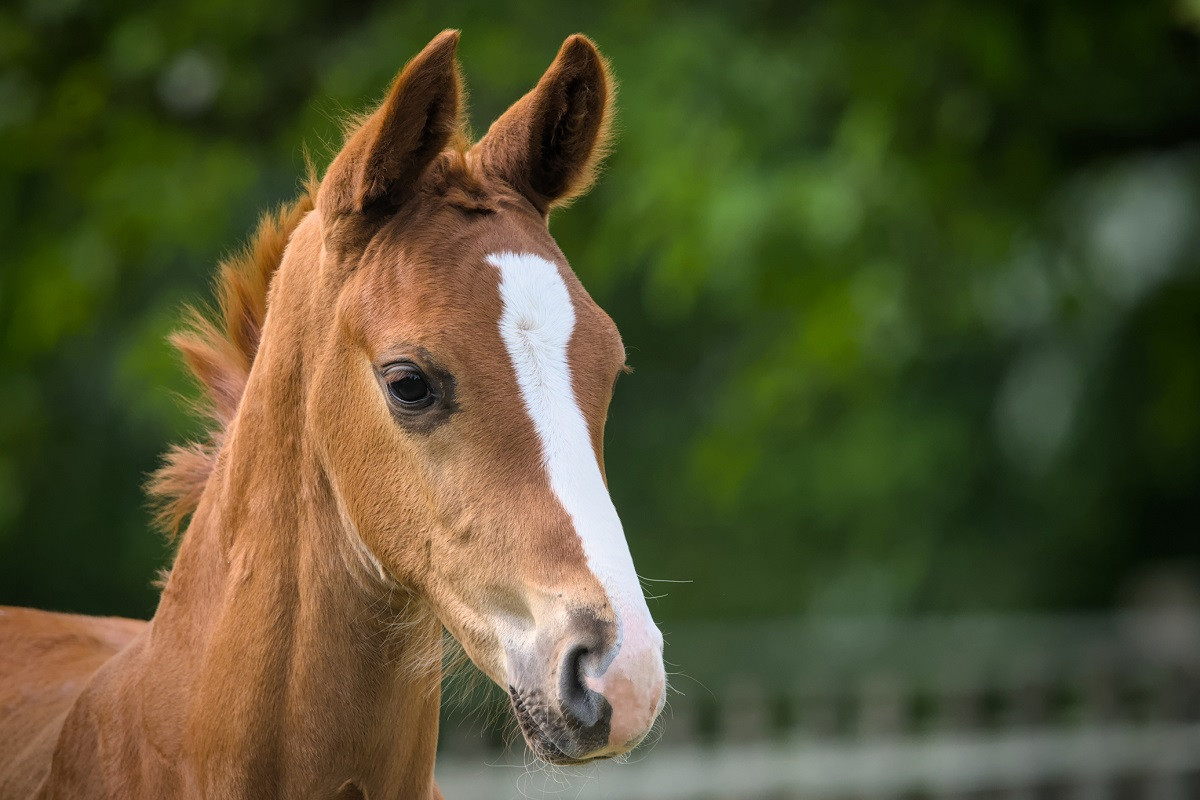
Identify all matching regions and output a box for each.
[2,0,1198,623]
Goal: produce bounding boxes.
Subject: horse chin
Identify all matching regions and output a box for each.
[517,724,610,767]
[508,686,613,766]
[524,736,603,767]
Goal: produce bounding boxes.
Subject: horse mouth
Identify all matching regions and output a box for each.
[509,687,611,766]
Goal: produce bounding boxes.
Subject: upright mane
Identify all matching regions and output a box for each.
[147,180,316,538]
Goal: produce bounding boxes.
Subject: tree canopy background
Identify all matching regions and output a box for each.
[1,0,1198,623]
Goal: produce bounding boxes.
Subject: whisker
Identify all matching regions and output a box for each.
[662,670,715,699]
[635,574,693,584]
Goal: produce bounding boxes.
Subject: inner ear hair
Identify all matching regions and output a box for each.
[534,70,607,202]
[476,34,614,215]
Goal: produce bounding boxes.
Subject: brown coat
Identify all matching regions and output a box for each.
[0,31,664,800]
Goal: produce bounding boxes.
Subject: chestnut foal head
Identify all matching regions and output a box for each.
[288,31,663,763]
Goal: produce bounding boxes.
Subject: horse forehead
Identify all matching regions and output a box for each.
[355,216,620,366]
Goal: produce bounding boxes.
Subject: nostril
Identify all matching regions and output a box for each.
[558,643,607,728]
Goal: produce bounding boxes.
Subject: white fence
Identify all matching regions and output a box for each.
[436,611,1200,799]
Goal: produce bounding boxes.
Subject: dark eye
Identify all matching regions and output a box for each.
[385,366,434,408]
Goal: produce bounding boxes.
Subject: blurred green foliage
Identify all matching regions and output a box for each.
[1,0,1198,622]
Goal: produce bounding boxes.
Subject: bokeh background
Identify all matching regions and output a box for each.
[2,1,1199,797]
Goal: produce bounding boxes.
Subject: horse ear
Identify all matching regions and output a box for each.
[320,30,463,216]
[476,34,614,215]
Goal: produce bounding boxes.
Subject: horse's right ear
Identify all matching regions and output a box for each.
[319,30,462,216]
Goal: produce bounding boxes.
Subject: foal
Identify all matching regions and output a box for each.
[0,31,665,799]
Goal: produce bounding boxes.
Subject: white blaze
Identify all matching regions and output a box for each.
[488,252,659,675]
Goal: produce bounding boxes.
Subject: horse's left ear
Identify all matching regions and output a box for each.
[475,35,614,215]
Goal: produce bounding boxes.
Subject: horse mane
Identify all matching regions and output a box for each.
[147,177,317,539]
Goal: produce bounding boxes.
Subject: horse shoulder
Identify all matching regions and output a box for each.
[0,606,146,798]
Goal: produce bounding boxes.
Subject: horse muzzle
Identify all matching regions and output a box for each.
[505,608,665,764]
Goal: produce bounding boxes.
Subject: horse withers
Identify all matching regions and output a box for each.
[0,30,665,799]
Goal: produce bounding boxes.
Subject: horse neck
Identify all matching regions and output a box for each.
[143,274,444,798]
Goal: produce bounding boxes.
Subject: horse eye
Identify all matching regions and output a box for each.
[386,367,433,408]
